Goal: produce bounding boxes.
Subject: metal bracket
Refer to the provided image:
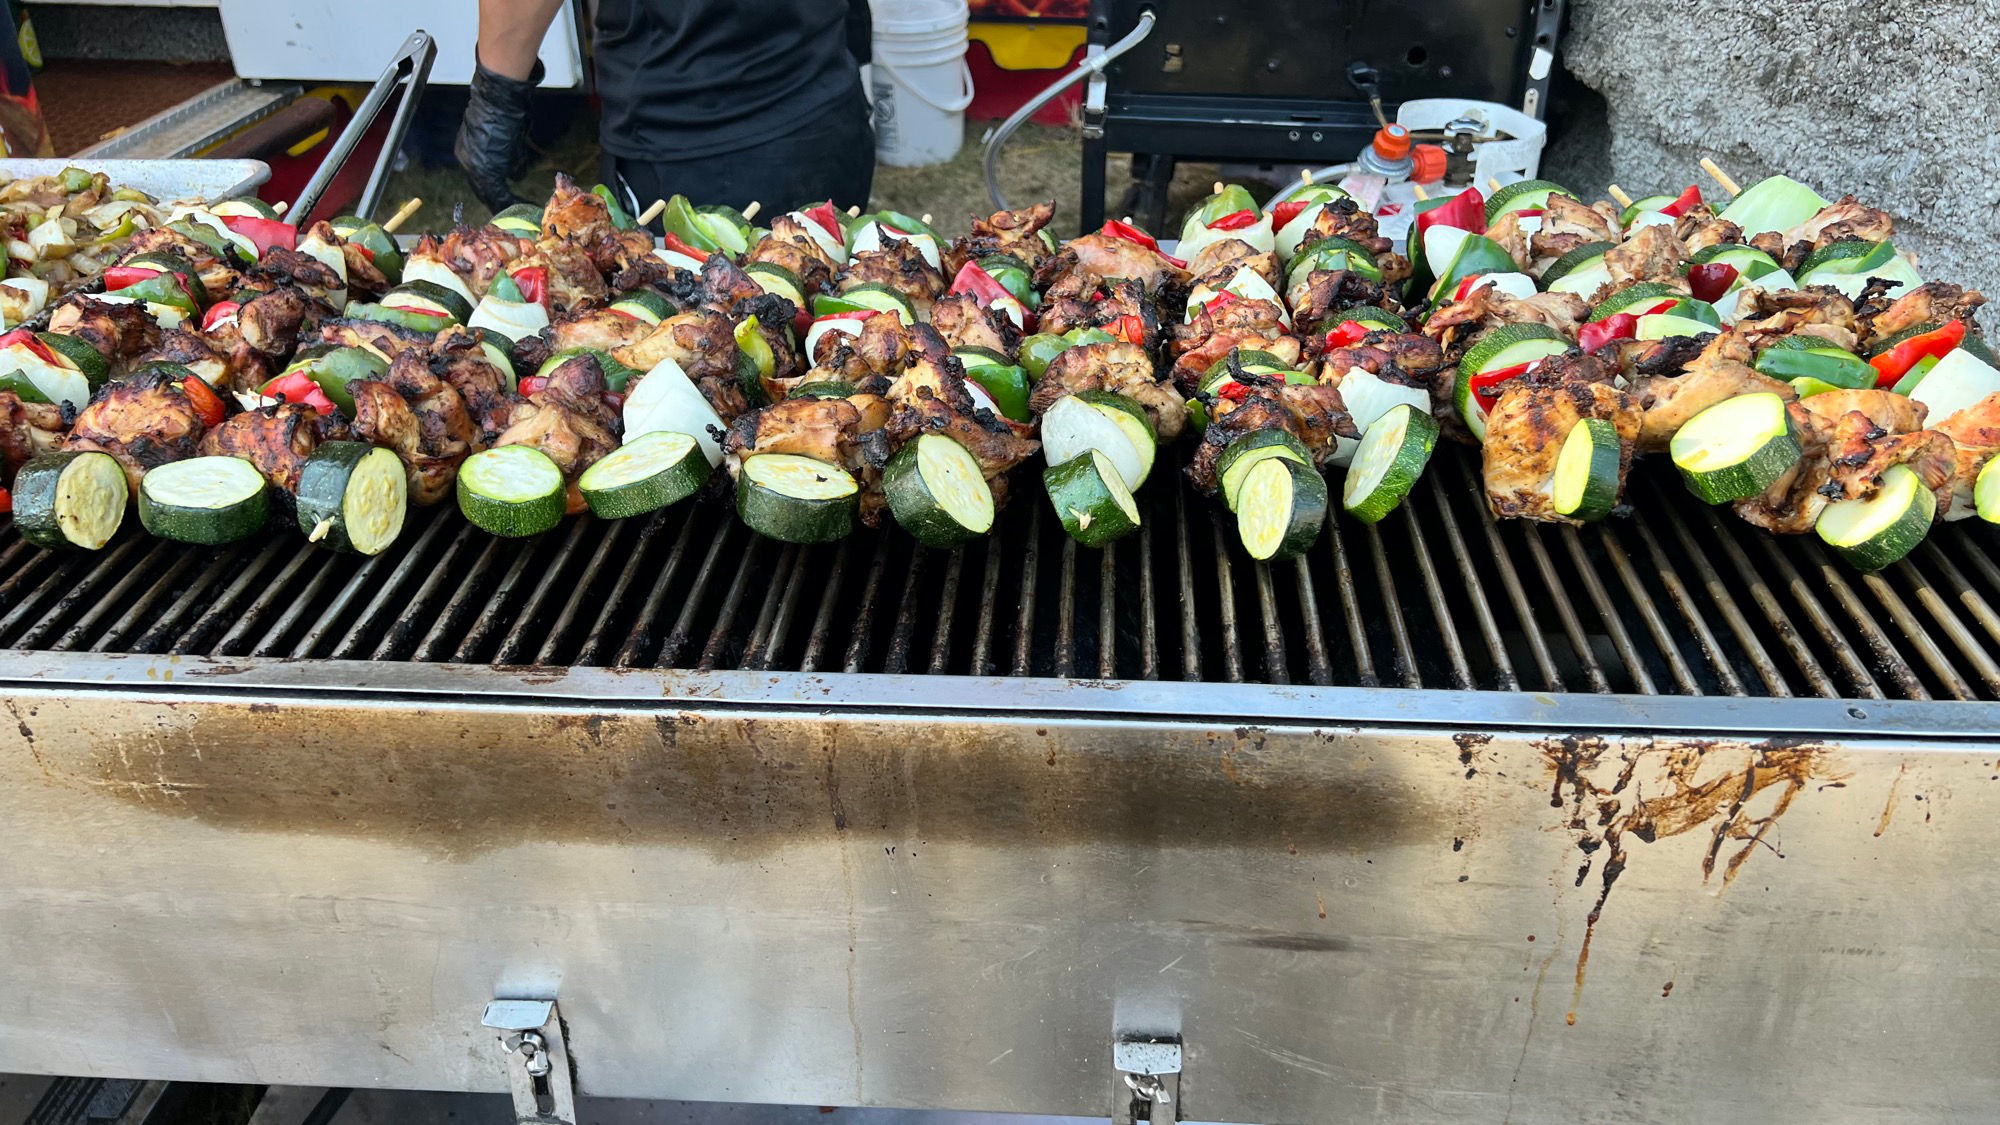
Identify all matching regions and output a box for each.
[1521,0,1566,120]
[1111,1036,1181,1125]
[482,999,577,1125]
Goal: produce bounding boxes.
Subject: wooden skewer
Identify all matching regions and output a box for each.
[741,201,762,221]
[1699,157,1741,197]
[1300,168,1315,185]
[1606,183,1634,209]
[381,197,423,233]
[920,213,933,225]
[1212,180,1224,194]
[1487,178,1501,193]
[846,205,861,217]
[307,516,334,544]
[270,200,289,217]
[1411,183,1429,202]
[634,199,667,226]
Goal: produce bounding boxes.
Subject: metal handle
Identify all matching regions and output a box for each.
[290,29,438,227]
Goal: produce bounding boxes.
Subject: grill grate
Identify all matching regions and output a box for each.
[3,448,2000,700]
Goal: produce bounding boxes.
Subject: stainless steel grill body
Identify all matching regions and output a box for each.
[3,450,1998,1122]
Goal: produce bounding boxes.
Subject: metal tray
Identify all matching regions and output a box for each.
[0,158,270,202]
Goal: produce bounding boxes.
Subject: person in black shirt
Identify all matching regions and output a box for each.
[457,0,875,216]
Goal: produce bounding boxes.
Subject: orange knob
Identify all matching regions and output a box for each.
[1372,124,1412,161]
[1411,143,1447,184]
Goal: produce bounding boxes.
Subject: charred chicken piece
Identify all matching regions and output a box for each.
[120,225,241,298]
[928,292,1021,357]
[1038,277,1158,346]
[137,329,240,394]
[1423,289,1589,358]
[1732,287,1860,352]
[946,201,1057,275]
[1933,391,2000,517]
[1290,272,1399,345]
[884,386,1041,509]
[1820,410,1954,505]
[1300,199,1393,258]
[1856,282,1986,349]
[1031,340,1185,441]
[493,351,622,514]
[318,316,432,362]
[196,403,342,497]
[436,224,527,298]
[46,295,162,377]
[839,238,946,318]
[722,393,894,526]
[538,172,656,275]
[545,305,656,357]
[1527,195,1620,272]
[1628,338,1796,453]
[1600,223,1689,291]
[514,239,608,313]
[746,224,836,294]
[0,391,69,479]
[1186,375,1358,493]
[1035,231,1186,300]
[1672,206,1742,253]
[1785,195,1894,250]
[247,240,346,303]
[60,365,206,495]
[614,308,739,386]
[1483,377,1643,523]
[347,351,483,506]
[431,326,517,440]
[236,286,327,359]
[1186,238,1279,285]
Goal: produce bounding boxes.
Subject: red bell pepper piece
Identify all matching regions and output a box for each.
[201,300,241,332]
[1659,185,1703,219]
[1110,314,1148,347]
[1871,320,1966,386]
[1194,290,1238,319]
[1322,319,1374,350]
[815,310,878,325]
[264,371,338,415]
[1578,312,1641,353]
[0,486,10,515]
[660,232,709,261]
[179,375,225,428]
[1208,208,1258,231]
[220,214,297,257]
[949,261,1012,307]
[1469,359,1537,411]
[519,375,549,397]
[1214,381,1253,403]
[101,264,161,292]
[1100,220,1186,269]
[1686,263,1738,305]
[1270,200,1311,230]
[511,266,549,307]
[1414,188,1486,239]
[0,328,57,365]
[800,202,844,242]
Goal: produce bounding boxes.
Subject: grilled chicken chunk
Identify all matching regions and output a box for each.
[1174,330,1304,396]
[437,223,527,298]
[431,326,516,440]
[1733,287,1860,352]
[1036,231,1185,299]
[1031,340,1185,441]
[1169,298,1294,391]
[247,243,345,303]
[1483,377,1642,523]
[884,387,1040,509]
[121,226,240,298]
[1856,282,1986,349]
[0,391,68,478]
[1933,391,2000,519]
[613,308,737,384]
[1820,411,1954,504]
[138,329,236,393]
[235,286,326,360]
[1784,196,1894,250]
[803,310,914,387]
[1423,289,1588,357]
[348,351,482,506]
[538,173,655,275]
[546,306,655,356]
[318,316,431,362]
[1038,277,1158,346]
[1186,238,1278,285]
[1672,207,1742,253]
[1629,335,1796,452]
[1529,195,1621,272]
[1186,377,1358,493]
[947,201,1056,274]
[722,394,894,526]
[929,292,1021,356]
[60,366,206,494]
[1601,224,1689,291]
[47,295,162,377]
[1736,393,1941,532]
[493,352,622,514]
[196,403,339,497]
[747,221,836,293]
[1301,199,1394,259]
[839,237,946,317]
[515,239,608,313]
[1290,271,1400,344]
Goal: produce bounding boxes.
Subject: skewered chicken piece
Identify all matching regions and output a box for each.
[928,292,1021,356]
[1483,374,1643,523]
[1819,410,1954,505]
[1030,340,1185,441]
[1783,195,1895,253]
[47,295,163,378]
[722,393,894,526]
[1038,277,1159,346]
[436,223,528,298]
[1185,373,1360,493]
[746,220,836,294]
[233,286,329,361]
[1734,391,1933,533]
[138,329,253,395]
[347,350,483,506]
[1300,198,1396,261]
[59,365,206,494]
[885,385,1041,509]
[1186,238,1279,286]
[431,326,515,441]
[0,391,68,477]
[1855,282,1986,348]
[196,402,346,498]
[318,316,432,362]
[539,173,656,275]
[1629,332,1796,452]
[1671,206,1742,253]
[1423,288,1588,358]
[1933,392,2000,519]
[121,227,240,298]
[492,351,622,514]
[1291,271,1401,347]
[1528,194,1621,273]
[945,201,1057,275]
[1035,230,1186,300]
[1600,224,1689,291]
[839,236,946,319]
[1732,287,1860,352]
[1169,297,1296,391]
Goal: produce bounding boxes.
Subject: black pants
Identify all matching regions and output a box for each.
[603,86,875,220]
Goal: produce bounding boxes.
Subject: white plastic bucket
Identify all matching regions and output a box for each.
[871,0,973,167]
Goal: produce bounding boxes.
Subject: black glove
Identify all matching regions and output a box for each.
[455,58,543,212]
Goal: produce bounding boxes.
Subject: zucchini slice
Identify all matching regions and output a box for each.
[1235,456,1327,561]
[138,456,271,545]
[884,433,996,547]
[1485,178,1577,223]
[1044,450,1141,548]
[1551,417,1621,521]
[296,442,408,555]
[1669,392,1802,504]
[1341,403,1438,524]
[1041,393,1150,491]
[736,453,859,543]
[12,450,128,550]
[1816,463,1935,571]
[1975,457,2000,524]
[1217,429,1311,511]
[578,431,711,520]
[458,445,567,538]
[816,283,917,323]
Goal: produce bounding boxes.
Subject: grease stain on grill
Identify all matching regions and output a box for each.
[1535,735,1843,1026]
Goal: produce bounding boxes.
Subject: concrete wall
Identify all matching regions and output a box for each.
[1545,0,1998,288]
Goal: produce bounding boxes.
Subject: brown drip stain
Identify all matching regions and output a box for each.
[1538,735,1841,1026]
[1875,763,1907,837]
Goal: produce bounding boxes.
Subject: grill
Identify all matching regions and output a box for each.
[5,447,1998,702]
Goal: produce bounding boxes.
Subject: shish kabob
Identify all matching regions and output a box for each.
[1413,165,1993,571]
[706,199,1050,546]
[1174,179,1450,560]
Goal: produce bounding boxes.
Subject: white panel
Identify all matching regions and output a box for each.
[217,0,581,87]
